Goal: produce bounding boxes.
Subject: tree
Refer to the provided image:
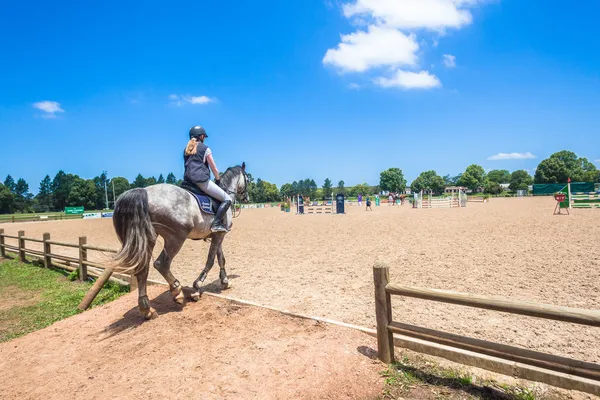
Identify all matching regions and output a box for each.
[280,183,294,199]
[93,171,110,210]
[166,173,178,185]
[410,171,446,195]
[157,174,165,184]
[131,174,148,188]
[484,181,503,195]
[0,183,14,213]
[457,165,486,191]
[37,175,53,212]
[322,178,333,199]
[68,178,97,209]
[52,171,77,211]
[109,177,130,204]
[348,183,371,197]
[379,168,407,193]
[4,175,16,193]
[146,176,157,186]
[13,178,32,212]
[487,169,511,184]
[534,150,599,183]
[509,170,533,192]
[337,180,345,194]
[443,174,462,186]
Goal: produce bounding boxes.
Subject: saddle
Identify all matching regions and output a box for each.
[180,181,221,215]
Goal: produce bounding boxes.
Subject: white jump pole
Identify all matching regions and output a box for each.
[568,181,572,209]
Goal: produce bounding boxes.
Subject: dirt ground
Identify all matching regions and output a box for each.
[2,197,599,365]
[0,285,384,400]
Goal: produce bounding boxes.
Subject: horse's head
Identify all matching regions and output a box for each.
[239,162,250,203]
[220,162,250,203]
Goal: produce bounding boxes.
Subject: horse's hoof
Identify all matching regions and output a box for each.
[221,282,230,290]
[172,288,185,305]
[190,292,201,302]
[141,308,158,320]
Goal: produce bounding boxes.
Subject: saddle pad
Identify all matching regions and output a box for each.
[190,192,216,215]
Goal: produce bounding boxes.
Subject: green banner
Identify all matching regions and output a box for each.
[533,182,594,196]
[64,206,84,215]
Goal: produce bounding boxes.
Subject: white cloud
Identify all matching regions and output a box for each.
[343,0,478,31]
[595,159,600,163]
[169,94,215,106]
[349,83,361,89]
[324,0,490,89]
[443,54,456,67]
[32,101,64,118]
[323,25,418,72]
[487,152,537,161]
[374,70,441,89]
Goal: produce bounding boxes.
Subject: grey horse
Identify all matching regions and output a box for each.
[111,163,249,319]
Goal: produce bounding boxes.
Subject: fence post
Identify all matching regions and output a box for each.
[374,262,394,364]
[18,231,25,262]
[0,228,5,258]
[78,236,88,281]
[43,233,51,268]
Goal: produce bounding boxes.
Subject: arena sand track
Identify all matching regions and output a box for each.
[3,197,600,364]
[0,286,384,399]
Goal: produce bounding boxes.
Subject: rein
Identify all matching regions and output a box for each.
[220,171,248,219]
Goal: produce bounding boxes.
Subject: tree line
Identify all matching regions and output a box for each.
[0,171,182,214]
[1,150,598,214]
[278,150,599,199]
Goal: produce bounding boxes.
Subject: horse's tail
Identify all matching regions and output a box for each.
[112,188,156,275]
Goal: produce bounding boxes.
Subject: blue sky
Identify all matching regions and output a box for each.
[1,0,600,193]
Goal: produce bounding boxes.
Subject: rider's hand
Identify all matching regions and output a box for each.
[215,178,221,186]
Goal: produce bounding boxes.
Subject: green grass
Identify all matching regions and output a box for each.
[377,353,571,400]
[0,257,128,342]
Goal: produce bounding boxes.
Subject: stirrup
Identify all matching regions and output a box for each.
[211,223,229,233]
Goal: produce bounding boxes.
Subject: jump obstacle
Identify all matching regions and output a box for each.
[558,182,600,210]
[467,196,488,203]
[295,194,335,214]
[413,190,467,209]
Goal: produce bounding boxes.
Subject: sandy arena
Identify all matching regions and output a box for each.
[2,197,600,365]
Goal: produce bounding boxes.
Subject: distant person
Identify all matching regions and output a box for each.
[366,197,372,211]
[357,193,362,207]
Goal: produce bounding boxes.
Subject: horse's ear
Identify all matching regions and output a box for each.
[241,162,246,171]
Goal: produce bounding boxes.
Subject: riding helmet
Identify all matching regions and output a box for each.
[189,125,208,139]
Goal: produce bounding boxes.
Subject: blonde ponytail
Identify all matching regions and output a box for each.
[185,138,197,156]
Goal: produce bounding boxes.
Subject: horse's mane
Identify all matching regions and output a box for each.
[219,165,244,189]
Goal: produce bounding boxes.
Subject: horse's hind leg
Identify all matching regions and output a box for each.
[136,264,158,319]
[154,234,186,305]
[191,233,225,300]
[217,243,229,290]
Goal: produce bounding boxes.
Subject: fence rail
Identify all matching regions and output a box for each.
[0,228,130,288]
[0,214,83,224]
[373,262,600,395]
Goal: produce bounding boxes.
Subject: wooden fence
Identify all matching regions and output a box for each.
[0,214,83,224]
[0,228,131,287]
[373,262,600,395]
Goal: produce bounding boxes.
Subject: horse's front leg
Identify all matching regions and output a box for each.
[191,233,225,301]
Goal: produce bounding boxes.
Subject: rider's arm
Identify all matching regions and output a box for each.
[206,153,220,181]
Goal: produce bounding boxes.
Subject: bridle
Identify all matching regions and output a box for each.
[222,171,249,219]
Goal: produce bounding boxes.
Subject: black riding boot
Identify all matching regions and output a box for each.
[211,200,231,233]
